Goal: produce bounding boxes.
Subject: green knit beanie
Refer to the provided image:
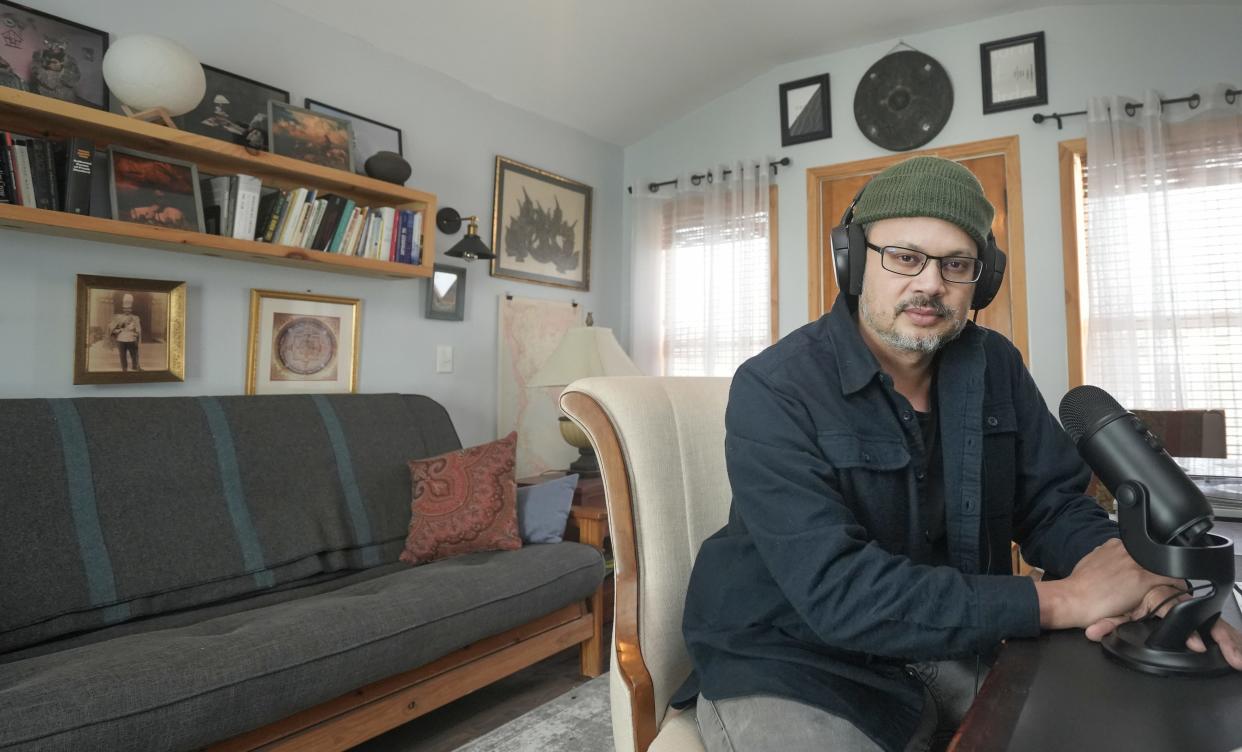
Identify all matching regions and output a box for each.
[852,156,994,252]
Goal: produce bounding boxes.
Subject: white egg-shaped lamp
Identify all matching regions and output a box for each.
[102,35,206,118]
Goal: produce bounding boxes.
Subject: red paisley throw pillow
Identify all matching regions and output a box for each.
[400,431,522,565]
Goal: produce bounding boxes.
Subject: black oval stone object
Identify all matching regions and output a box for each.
[364,151,411,184]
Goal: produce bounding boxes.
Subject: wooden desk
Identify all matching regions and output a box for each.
[952,617,1242,751]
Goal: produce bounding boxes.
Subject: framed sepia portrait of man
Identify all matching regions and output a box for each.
[246,289,361,395]
[74,274,186,384]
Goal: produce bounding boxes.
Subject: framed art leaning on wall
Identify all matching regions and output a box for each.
[246,289,361,395]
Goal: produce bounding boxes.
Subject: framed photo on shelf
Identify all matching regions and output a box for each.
[246,289,361,395]
[174,65,289,148]
[779,72,831,146]
[980,31,1047,114]
[426,264,466,321]
[491,156,592,291]
[305,98,402,174]
[108,146,204,232]
[0,1,109,109]
[74,274,186,385]
[267,101,354,172]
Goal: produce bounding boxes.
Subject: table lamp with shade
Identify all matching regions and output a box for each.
[527,313,641,475]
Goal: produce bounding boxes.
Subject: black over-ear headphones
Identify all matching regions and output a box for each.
[830,184,1007,311]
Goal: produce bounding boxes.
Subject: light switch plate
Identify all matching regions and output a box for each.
[436,345,453,373]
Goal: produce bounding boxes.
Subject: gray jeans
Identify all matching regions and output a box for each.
[696,658,986,752]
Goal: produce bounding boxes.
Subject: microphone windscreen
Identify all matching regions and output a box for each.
[1059,384,1125,443]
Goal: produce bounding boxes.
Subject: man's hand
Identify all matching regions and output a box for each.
[1085,583,1242,672]
[1034,539,1180,630]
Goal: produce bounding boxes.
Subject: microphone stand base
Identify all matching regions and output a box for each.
[1102,620,1232,677]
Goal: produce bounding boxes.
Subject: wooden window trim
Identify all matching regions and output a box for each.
[1059,138,1087,387]
[769,184,780,344]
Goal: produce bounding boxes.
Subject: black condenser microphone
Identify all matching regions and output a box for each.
[1059,385,1214,546]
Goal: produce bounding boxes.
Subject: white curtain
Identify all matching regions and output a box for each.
[1084,83,1242,458]
[629,160,771,377]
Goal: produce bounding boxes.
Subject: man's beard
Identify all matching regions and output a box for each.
[860,293,967,354]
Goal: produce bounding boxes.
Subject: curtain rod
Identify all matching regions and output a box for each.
[1033,88,1242,130]
[627,157,791,194]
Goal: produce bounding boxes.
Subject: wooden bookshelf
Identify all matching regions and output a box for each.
[0,87,436,279]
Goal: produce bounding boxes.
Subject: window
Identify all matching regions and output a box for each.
[1061,136,1242,461]
[658,186,777,376]
[628,177,778,378]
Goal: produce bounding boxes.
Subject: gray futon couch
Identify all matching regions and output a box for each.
[0,393,605,751]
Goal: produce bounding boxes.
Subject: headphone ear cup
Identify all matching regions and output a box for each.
[846,224,866,296]
[830,223,867,297]
[831,224,851,296]
[971,240,1007,310]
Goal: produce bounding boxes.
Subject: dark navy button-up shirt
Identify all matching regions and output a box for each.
[674,295,1118,752]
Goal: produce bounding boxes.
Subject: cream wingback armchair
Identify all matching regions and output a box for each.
[560,376,732,752]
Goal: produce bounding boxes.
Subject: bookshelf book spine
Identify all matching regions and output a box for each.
[253,189,280,241]
[30,140,59,211]
[396,210,411,265]
[410,210,424,266]
[60,137,94,215]
[275,188,308,246]
[232,175,262,240]
[311,195,346,250]
[0,134,12,204]
[328,199,356,252]
[12,142,37,208]
[262,191,289,243]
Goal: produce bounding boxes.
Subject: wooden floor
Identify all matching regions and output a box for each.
[350,647,596,752]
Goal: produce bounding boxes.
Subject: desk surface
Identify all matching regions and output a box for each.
[953,599,1242,752]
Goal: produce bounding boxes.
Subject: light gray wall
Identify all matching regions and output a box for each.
[622,4,1242,408]
[0,0,624,447]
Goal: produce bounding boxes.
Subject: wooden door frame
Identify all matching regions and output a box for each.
[805,135,1030,362]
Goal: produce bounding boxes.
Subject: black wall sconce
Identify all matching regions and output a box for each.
[436,207,495,261]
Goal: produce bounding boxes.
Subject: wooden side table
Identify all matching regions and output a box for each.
[518,473,612,677]
[567,503,610,676]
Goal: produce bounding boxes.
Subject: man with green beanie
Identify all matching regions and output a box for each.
[669,156,1239,751]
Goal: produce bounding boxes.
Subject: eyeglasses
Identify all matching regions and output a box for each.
[865,241,983,284]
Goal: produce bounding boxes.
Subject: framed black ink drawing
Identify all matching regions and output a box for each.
[491,156,592,291]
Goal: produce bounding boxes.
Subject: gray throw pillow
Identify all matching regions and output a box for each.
[516,473,579,544]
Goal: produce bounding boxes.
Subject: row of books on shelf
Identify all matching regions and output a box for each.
[0,132,93,215]
[0,130,424,266]
[233,184,424,265]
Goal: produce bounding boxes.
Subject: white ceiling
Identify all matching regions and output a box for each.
[273,0,1172,146]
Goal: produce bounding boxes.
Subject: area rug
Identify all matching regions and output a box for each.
[452,673,612,752]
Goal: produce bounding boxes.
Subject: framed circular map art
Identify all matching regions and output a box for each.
[246,289,361,394]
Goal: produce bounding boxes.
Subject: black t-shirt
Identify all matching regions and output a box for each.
[916,397,949,566]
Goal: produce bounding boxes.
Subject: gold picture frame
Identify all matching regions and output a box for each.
[246,289,361,395]
[74,274,186,385]
[490,156,593,291]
